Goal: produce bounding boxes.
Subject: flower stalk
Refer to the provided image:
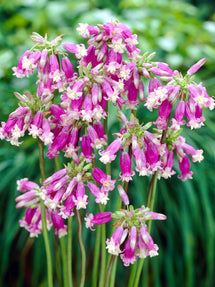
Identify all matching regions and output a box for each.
[104,255,116,287]
[67,216,73,287]
[38,138,53,287]
[76,210,86,287]
[59,237,68,287]
[98,204,107,287]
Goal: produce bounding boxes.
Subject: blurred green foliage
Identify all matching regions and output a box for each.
[0,0,215,286]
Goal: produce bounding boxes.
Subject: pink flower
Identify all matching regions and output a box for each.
[39,118,54,146]
[15,186,39,208]
[119,152,135,182]
[159,149,176,179]
[99,138,122,164]
[187,58,206,75]
[118,185,130,205]
[43,168,67,186]
[73,182,88,210]
[51,211,67,237]
[138,225,159,258]
[61,56,74,80]
[177,154,193,181]
[120,234,137,266]
[63,43,87,59]
[106,226,125,255]
[59,194,75,219]
[46,130,69,159]
[153,99,172,129]
[12,50,41,78]
[28,111,43,138]
[80,135,95,162]
[85,212,112,230]
[92,167,116,192]
[87,125,106,149]
[87,182,109,205]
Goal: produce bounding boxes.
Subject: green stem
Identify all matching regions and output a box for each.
[38,138,53,287]
[109,257,117,287]
[128,262,137,287]
[104,103,108,136]
[60,237,68,287]
[76,210,86,287]
[38,138,46,181]
[54,235,62,287]
[98,204,106,287]
[104,103,111,176]
[92,224,101,287]
[67,216,73,287]
[104,255,116,287]
[132,171,158,287]
[54,156,61,171]
[106,182,127,287]
[54,156,69,287]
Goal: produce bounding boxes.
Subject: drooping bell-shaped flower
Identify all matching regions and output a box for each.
[92,167,116,192]
[118,185,130,206]
[87,182,109,205]
[51,211,67,237]
[119,151,135,182]
[85,211,112,231]
[99,137,122,164]
[73,182,88,210]
[28,111,43,138]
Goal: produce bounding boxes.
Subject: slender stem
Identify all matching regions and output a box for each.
[98,204,106,287]
[54,235,62,287]
[54,156,61,171]
[97,102,109,287]
[38,138,46,181]
[92,224,101,287]
[76,210,86,287]
[109,257,117,287]
[67,216,73,287]
[60,237,68,287]
[128,262,137,287]
[38,138,53,287]
[104,255,116,287]
[104,103,108,137]
[146,171,159,231]
[54,156,69,287]
[104,103,111,176]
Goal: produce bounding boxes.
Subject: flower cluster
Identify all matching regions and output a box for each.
[42,162,115,217]
[1,21,212,272]
[85,203,166,266]
[16,178,67,237]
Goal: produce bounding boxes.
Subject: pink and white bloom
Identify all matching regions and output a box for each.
[118,185,130,206]
[99,137,122,164]
[106,226,124,255]
[73,182,88,210]
[87,182,109,205]
[119,152,135,182]
[85,212,112,231]
[28,111,43,138]
[51,211,67,237]
[80,135,95,162]
[92,167,116,192]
